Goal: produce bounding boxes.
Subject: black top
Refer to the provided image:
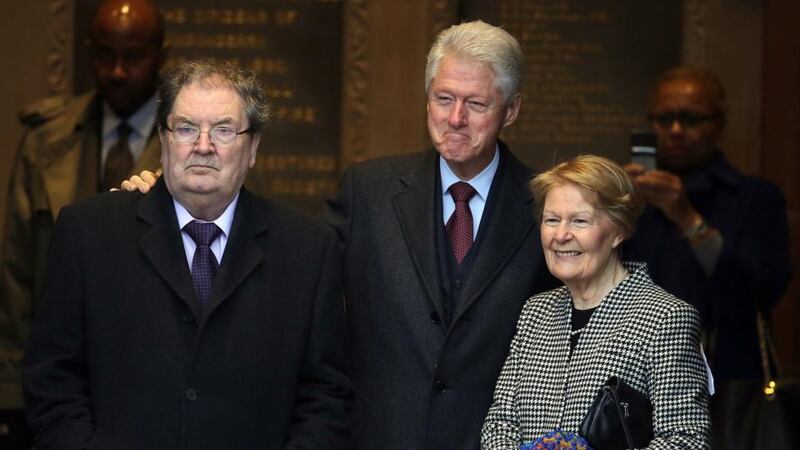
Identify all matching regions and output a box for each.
[570,304,597,353]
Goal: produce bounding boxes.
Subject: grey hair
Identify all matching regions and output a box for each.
[425,20,523,105]
[157,59,271,134]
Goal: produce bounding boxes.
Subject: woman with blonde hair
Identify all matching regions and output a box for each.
[481,154,710,449]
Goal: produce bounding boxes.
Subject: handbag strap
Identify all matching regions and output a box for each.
[755,311,782,399]
[605,384,635,450]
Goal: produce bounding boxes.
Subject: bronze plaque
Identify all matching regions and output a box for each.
[75,0,342,215]
[462,0,681,171]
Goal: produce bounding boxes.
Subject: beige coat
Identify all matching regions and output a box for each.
[0,91,161,408]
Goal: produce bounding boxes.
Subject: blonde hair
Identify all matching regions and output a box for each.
[530,154,643,239]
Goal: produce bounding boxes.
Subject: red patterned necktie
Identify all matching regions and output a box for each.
[446,181,477,264]
[184,221,222,305]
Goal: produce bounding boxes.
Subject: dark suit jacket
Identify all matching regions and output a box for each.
[325,144,553,450]
[23,179,351,450]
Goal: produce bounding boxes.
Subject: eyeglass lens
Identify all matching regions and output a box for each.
[171,125,244,145]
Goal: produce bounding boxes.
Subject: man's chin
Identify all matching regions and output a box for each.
[180,174,220,194]
[186,166,217,175]
[101,93,137,117]
[658,149,691,170]
[437,144,474,161]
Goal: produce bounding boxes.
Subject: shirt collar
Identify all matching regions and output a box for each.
[439,144,500,200]
[173,192,239,239]
[101,93,159,139]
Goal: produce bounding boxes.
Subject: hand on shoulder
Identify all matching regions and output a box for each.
[114,168,162,193]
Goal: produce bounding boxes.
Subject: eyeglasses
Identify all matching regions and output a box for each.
[165,124,251,145]
[648,111,718,129]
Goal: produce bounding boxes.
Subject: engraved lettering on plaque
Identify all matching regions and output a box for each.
[463,0,680,170]
[157,0,343,214]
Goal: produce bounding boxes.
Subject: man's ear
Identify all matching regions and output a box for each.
[502,94,522,128]
[248,133,261,168]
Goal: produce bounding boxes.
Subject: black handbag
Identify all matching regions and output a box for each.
[579,376,654,450]
[711,312,800,450]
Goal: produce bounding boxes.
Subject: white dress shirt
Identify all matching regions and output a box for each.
[440,145,500,240]
[173,194,239,271]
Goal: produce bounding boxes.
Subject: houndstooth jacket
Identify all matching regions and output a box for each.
[481,261,711,449]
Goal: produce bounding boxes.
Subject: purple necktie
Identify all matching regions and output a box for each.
[184,221,222,305]
[446,182,477,264]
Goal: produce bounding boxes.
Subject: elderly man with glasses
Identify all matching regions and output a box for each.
[22,60,351,450]
[623,66,792,447]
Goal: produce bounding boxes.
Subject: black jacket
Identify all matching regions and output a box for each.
[24,180,351,449]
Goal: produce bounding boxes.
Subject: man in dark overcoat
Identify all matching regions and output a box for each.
[325,21,554,449]
[23,60,351,450]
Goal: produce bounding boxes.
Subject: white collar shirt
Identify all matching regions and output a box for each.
[439,144,500,240]
[173,193,239,271]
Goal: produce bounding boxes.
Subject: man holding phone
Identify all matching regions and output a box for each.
[623,66,791,446]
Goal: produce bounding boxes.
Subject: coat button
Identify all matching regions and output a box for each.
[182,314,195,323]
[430,312,441,325]
[185,388,198,401]
[434,380,447,394]
[454,279,463,289]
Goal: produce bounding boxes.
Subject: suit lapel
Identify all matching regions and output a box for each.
[137,179,198,314]
[552,290,572,375]
[138,184,266,319]
[452,148,536,324]
[392,151,447,322]
[205,190,266,316]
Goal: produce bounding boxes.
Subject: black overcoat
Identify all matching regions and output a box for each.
[24,179,351,450]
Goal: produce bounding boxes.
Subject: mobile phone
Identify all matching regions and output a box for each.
[630,131,657,171]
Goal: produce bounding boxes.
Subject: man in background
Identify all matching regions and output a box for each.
[23,59,350,449]
[325,21,554,449]
[623,66,792,447]
[0,0,165,446]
